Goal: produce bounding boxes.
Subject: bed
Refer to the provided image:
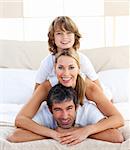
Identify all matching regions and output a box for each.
[0,40,130,150]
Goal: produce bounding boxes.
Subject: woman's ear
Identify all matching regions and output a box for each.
[54,64,56,73]
[75,104,79,110]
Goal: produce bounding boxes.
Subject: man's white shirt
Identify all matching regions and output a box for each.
[33,100,105,129]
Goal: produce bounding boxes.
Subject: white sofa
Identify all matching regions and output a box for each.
[0,40,130,150]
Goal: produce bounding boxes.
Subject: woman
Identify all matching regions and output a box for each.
[7,49,124,143]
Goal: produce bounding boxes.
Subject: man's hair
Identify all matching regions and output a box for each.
[47,83,78,108]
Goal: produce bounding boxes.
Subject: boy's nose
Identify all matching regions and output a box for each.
[62,33,68,38]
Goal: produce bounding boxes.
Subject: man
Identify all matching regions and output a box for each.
[7,84,124,145]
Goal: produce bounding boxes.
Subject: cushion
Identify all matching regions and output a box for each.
[0,40,129,71]
[0,68,36,104]
[0,40,49,70]
[98,68,129,103]
[81,46,129,72]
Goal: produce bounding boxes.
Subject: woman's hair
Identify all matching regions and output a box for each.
[48,16,81,54]
[55,49,86,105]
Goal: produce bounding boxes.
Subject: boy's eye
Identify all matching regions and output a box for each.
[56,32,62,35]
[67,31,72,34]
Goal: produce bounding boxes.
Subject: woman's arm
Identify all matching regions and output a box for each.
[93,79,103,90]
[85,78,124,128]
[34,83,40,90]
[7,128,46,143]
[7,126,59,143]
[15,80,52,135]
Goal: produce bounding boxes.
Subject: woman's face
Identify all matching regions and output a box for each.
[54,27,75,52]
[55,55,79,88]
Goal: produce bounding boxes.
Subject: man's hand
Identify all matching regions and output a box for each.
[56,126,91,146]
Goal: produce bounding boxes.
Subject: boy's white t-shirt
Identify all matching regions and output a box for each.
[33,100,105,129]
[35,52,98,84]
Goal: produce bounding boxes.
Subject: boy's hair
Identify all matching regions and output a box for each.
[55,49,86,105]
[47,83,78,108]
[48,16,81,54]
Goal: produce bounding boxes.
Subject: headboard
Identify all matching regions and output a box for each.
[0,40,129,72]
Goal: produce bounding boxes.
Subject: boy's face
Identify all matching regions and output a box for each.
[54,27,75,51]
[51,100,77,129]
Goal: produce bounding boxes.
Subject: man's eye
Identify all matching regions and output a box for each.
[67,106,73,110]
[54,109,61,112]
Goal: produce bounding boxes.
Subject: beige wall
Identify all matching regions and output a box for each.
[0,0,23,18]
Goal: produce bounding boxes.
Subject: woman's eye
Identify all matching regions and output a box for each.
[69,66,75,70]
[58,66,63,70]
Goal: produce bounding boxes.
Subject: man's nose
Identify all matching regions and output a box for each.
[62,111,69,119]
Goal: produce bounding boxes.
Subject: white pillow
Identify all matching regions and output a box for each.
[0,68,36,104]
[98,68,130,103]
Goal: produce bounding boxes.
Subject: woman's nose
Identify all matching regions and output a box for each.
[64,69,69,75]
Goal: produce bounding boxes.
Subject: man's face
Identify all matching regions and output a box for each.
[51,100,76,129]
